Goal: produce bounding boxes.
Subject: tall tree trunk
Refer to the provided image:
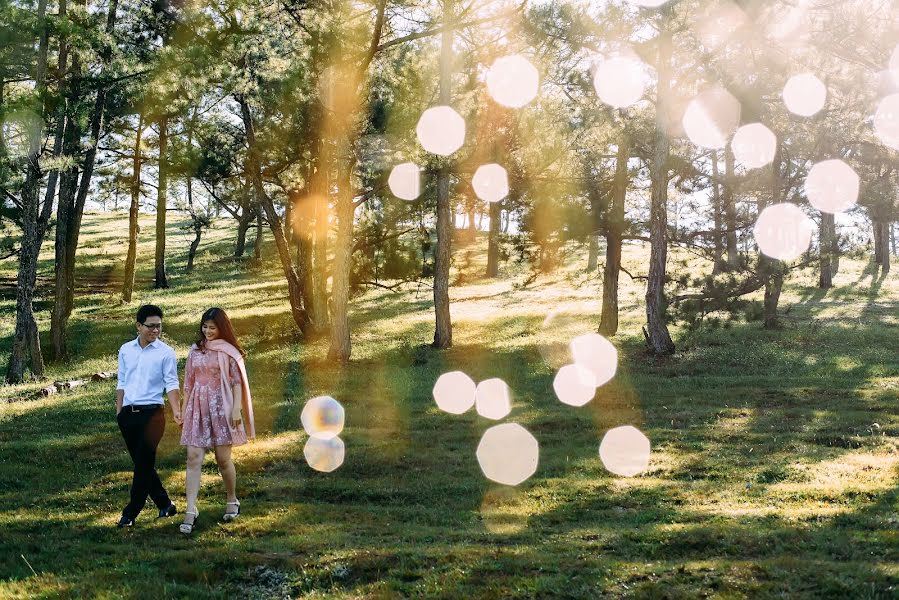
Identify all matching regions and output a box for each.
[486,200,501,277]
[327,160,355,363]
[711,150,724,273]
[50,49,84,361]
[587,236,599,272]
[644,22,674,355]
[186,224,202,271]
[432,0,454,349]
[154,117,169,288]
[41,0,68,226]
[881,221,891,274]
[239,96,307,333]
[819,212,835,289]
[600,133,630,336]
[5,0,51,383]
[723,144,738,268]
[466,200,476,241]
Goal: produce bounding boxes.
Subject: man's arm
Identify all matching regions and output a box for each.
[168,389,182,425]
[116,348,126,415]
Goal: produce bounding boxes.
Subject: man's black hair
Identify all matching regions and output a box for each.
[136,304,164,324]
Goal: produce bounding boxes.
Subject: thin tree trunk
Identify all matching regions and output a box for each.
[239,96,307,333]
[466,201,476,240]
[432,0,454,349]
[881,221,891,273]
[122,114,144,303]
[254,200,263,259]
[486,200,501,277]
[644,21,674,355]
[327,161,355,363]
[234,179,252,257]
[711,150,724,273]
[762,144,784,329]
[874,221,883,265]
[600,133,629,336]
[5,0,50,383]
[186,225,202,271]
[723,144,738,268]
[310,140,331,334]
[819,212,835,289]
[154,116,169,288]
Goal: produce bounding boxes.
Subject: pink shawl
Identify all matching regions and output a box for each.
[202,339,256,439]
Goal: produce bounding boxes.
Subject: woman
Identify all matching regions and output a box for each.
[179,307,255,534]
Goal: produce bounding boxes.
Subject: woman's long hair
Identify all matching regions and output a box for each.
[195,307,246,356]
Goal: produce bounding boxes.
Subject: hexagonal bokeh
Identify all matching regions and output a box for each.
[570,333,618,388]
[593,56,646,109]
[416,105,466,156]
[433,370,476,415]
[388,162,421,200]
[301,395,345,440]
[475,378,512,420]
[730,123,777,170]
[804,159,859,214]
[486,55,539,108]
[472,163,509,203]
[682,86,741,149]
[304,435,345,473]
[476,423,539,486]
[553,363,596,407]
[599,425,651,477]
[782,73,826,117]
[753,202,814,261]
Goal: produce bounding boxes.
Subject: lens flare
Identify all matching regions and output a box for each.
[753,203,814,261]
[599,425,651,477]
[433,371,476,415]
[486,55,540,108]
[570,333,618,388]
[304,435,345,473]
[387,162,421,201]
[1,111,43,158]
[593,56,646,109]
[805,159,859,214]
[730,123,777,169]
[782,73,826,117]
[475,378,512,420]
[476,423,539,486]
[301,396,345,440]
[874,94,899,150]
[553,363,596,407]
[889,45,899,84]
[472,163,509,203]
[682,87,741,149]
[416,106,466,156]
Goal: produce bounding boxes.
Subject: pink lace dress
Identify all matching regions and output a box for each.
[180,348,248,448]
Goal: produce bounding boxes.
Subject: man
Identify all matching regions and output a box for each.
[115,304,183,527]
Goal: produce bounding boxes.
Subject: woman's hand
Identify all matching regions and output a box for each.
[230,408,242,430]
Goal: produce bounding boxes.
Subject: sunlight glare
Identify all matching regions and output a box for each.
[1,110,42,158]
[476,378,512,420]
[753,203,814,261]
[873,93,899,150]
[599,426,651,477]
[486,55,540,108]
[388,162,421,201]
[782,73,826,117]
[730,123,777,169]
[593,56,646,109]
[805,159,859,214]
[301,395,345,440]
[553,363,596,407]
[416,106,466,156]
[304,435,345,473]
[472,163,510,203]
[682,87,741,149]
[570,333,618,388]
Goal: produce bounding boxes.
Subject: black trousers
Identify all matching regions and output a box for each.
[117,405,171,519]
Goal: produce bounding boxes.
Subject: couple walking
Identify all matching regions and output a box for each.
[115,304,255,534]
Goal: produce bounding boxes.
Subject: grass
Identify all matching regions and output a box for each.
[1,211,898,598]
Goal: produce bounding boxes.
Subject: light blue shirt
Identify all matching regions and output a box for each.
[116,337,180,406]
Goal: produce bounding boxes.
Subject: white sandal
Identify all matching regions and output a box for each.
[223,500,240,522]
[179,510,199,534]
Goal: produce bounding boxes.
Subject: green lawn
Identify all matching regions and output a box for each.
[1,212,898,598]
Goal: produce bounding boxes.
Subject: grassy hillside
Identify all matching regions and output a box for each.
[0,212,898,598]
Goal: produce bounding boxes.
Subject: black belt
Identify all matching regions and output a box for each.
[127,404,162,413]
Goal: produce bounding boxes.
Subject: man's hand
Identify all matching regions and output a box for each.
[173,411,183,427]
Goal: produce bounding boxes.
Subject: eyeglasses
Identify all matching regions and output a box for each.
[141,322,162,330]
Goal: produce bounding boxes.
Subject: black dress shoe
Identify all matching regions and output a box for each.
[117,515,134,528]
[157,503,177,519]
